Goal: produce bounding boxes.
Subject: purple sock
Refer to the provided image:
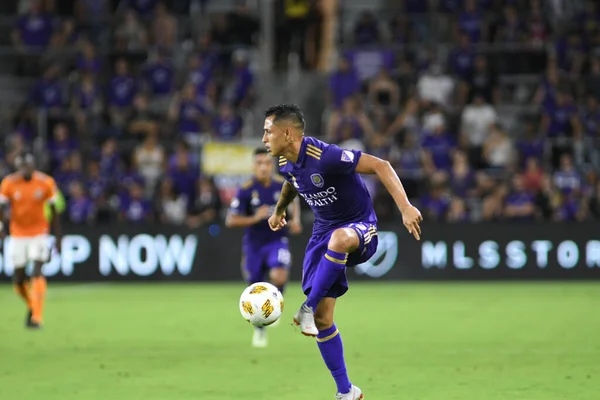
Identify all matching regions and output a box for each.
[305,249,347,311]
[317,324,352,394]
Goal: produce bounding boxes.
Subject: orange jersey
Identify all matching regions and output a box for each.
[0,172,58,237]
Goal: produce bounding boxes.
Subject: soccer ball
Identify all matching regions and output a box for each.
[239,282,284,327]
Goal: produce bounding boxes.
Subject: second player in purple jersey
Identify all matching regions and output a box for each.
[226,147,301,348]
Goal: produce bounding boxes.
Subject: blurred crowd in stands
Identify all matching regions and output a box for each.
[2,0,600,226]
[3,0,260,226]
[326,0,600,223]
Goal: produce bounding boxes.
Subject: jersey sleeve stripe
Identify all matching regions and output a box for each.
[306,144,322,154]
[306,149,321,160]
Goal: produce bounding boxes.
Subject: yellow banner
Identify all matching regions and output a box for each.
[202,142,255,175]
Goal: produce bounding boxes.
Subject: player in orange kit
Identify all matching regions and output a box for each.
[0,152,62,329]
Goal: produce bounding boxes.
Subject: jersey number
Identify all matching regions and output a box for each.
[277,248,291,265]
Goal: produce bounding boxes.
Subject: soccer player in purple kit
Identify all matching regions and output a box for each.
[226,148,302,348]
[263,105,423,400]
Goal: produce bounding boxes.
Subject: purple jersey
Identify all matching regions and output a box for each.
[458,11,482,42]
[75,84,99,110]
[229,176,288,249]
[178,100,205,133]
[30,79,63,109]
[168,168,199,202]
[420,194,450,221]
[189,66,211,96]
[68,197,94,223]
[88,176,108,200]
[344,49,394,81]
[546,104,577,137]
[553,170,581,195]
[121,197,152,222]
[109,76,137,108]
[212,116,242,140]
[279,137,377,236]
[329,70,360,108]
[55,170,85,192]
[17,13,55,47]
[99,153,122,178]
[448,47,475,79]
[558,198,579,221]
[144,62,173,95]
[76,56,101,74]
[422,133,456,171]
[518,138,545,164]
[505,191,535,221]
[48,138,78,169]
[582,109,600,137]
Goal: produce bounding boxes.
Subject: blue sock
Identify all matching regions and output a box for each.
[317,324,351,394]
[305,249,347,311]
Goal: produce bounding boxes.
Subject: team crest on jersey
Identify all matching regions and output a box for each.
[14,191,21,200]
[341,150,354,163]
[34,189,43,199]
[310,173,324,188]
[251,190,261,206]
[273,191,280,201]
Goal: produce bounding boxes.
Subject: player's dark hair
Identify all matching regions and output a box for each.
[253,147,269,156]
[264,104,305,131]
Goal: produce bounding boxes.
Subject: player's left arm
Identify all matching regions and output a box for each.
[356,153,423,240]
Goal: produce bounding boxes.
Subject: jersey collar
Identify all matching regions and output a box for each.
[293,137,307,167]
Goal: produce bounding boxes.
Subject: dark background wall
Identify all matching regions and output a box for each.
[1,222,598,282]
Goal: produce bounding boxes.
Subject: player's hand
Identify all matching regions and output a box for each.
[401,205,423,241]
[254,205,272,222]
[268,211,287,231]
[288,220,302,235]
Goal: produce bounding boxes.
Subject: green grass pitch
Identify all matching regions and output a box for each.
[0,282,599,400]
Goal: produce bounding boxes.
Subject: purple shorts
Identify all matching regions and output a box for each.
[242,239,291,283]
[302,222,378,298]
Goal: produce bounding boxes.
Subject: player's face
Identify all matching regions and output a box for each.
[262,116,287,156]
[20,163,34,180]
[253,154,273,181]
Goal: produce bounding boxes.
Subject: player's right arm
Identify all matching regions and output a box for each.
[225,188,270,228]
[356,153,423,240]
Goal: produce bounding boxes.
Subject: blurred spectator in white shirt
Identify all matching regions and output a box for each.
[460,93,497,167]
[417,64,455,108]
